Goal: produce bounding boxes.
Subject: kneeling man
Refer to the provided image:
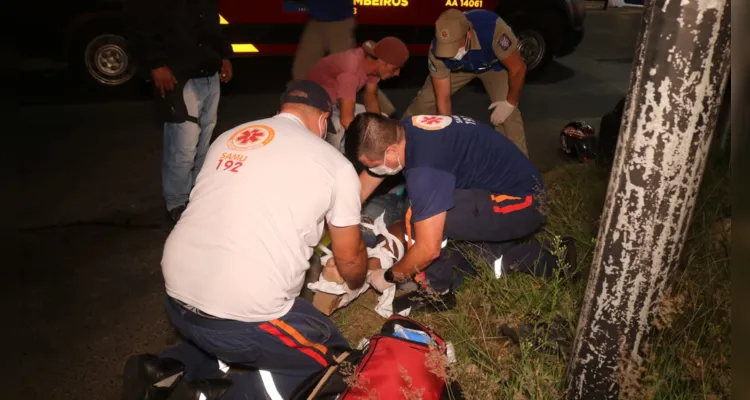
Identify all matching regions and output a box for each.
[348,113,575,312]
[122,81,368,400]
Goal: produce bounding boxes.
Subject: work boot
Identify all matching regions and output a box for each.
[122,354,185,400]
[167,378,232,400]
[392,289,457,314]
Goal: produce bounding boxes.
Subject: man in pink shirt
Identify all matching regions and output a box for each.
[305,37,409,151]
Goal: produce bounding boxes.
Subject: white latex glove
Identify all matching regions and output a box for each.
[367,268,395,293]
[488,100,515,125]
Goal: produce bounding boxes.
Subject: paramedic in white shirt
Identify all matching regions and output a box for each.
[121,80,368,400]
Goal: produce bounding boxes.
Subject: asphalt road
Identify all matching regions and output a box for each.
[8,8,643,400]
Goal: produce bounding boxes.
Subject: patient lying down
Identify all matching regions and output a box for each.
[310,215,409,317]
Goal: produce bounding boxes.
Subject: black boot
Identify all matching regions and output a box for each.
[167,378,232,400]
[122,354,185,400]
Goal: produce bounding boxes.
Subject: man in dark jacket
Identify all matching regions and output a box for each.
[125,0,234,227]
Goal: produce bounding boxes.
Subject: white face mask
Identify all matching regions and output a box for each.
[369,150,403,176]
[318,114,328,140]
[452,46,468,60]
[452,34,470,60]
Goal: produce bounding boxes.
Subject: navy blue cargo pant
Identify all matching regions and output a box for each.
[158,296,349,399]
[407,188,560,292]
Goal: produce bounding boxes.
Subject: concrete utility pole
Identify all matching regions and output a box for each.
[566,0,730,398]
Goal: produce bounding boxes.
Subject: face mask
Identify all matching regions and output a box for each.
[369,150,403,175]
[453,46,468,60]
[318,114,328,141]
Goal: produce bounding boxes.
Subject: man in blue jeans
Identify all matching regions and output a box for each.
[125,0,234,227]
[121,81,369,399]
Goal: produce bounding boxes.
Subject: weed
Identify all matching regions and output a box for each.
[333,154,730,399]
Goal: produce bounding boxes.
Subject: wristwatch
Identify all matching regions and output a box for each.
[384,268,397,284]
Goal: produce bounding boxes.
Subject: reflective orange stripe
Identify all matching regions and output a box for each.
[259,323,328,366]
[492,195,533,214]
[491,194,521,203]
[268,319,328,356]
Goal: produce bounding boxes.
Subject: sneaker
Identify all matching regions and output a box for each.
[122,354,185,400]
[392,289,457,314]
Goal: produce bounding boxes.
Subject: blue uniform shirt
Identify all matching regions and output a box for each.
[306,0,354,22]
[402,115,542,223]
[430,10,507,74]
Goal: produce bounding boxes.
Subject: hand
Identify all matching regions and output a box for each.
[488,100,515,125]
[220,59,233,83]
[151,66,177,98]
[367,268,395,293]
[323,258,345,284]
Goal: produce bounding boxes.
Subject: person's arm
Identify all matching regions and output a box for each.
[124,0,177,96]
[359,169,385,203]
[339,99,356,130]
[389,167,456,279]
[428,51,453,115]
[327,224,368,290]
[390,212,446,279]
[213,16,234,62]
[326,164,369,290]
[336,72,360,130]
[363,81,381,114]
[493,19,526,106]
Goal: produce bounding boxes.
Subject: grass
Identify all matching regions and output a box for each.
[332,147,731,399]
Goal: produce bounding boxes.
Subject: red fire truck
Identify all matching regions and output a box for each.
[19,0,585,89]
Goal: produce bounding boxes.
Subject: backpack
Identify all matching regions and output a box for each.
[290,315,464,400]
[596,96,627,171]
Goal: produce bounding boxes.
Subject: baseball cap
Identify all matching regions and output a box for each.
[434,9,471,58]
[362,37,410,68]
[280,80,332,113]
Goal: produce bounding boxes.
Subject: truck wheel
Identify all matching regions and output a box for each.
[506,13,563,73]
[73,26,136,89]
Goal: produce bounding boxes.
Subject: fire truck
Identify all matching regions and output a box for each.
[20,0,586,89]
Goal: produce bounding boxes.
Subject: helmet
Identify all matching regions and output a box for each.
[560,121,597,162]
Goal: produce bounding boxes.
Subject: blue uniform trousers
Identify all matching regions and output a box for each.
[159,296,349,399]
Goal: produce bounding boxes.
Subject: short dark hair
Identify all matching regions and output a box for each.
[345,113,404,161]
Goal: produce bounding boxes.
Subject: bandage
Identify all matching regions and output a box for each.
[309,211,409,318]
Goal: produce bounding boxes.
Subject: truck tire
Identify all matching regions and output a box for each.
[505,12,564,73]
[71,23,136,90]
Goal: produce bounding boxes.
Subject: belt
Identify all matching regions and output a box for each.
[174,298,227,321]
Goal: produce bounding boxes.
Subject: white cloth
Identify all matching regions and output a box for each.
[488,100,515,125]
[162,113,362,323]
[309,211,410,318]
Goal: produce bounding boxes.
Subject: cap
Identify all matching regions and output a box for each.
[434,9,471,58]
[280,80,332,113]
[362,37,410,68]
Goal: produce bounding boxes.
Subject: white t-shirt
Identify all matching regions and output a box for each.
[162,113,362,322]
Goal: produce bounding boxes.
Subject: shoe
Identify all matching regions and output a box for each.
[122,354,185,400]
[396,280,418,292]
[167,378,232,400]
[164,204,187,232]
[392,289,457,314]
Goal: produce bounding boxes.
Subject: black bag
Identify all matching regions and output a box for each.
[153,80,199,125]
[596,96,626,170]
